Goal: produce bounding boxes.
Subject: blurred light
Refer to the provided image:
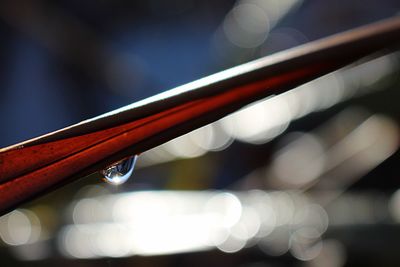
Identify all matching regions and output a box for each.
[204,192,243,228]
[72,198,106,224]
[273,53,397,123]
[246,0,302,27]
[328,193,389,226]
[162,122,234,158]
[216,234,247,253]
[223,3,270,48]
[163,133,208,158]
[260,106,398,202]
[61,191,246,257]
[57,190,331,258]
[320,114,398,190]
[138,122,233,167]
[244,191,277,238]
[342,53,398,93]
[307,239,347,267]
[228,206,261,245]
[221,96,291,144]
[389,189,400,223]
[271,132,326,186]
[281,73,344,120]
[112,193,168,223]
[337,115,398,161]
[258,226,291,256]
[59,226,98,259]
[130,53,397,169]
[293,204,329,235]
[128,215,213,256]
[137,145,177,167]
[79,184,110,197]
[269,191,296,226]
[355,115,399,163]
[0,209,41,246]
[9,241,50,261]
[289,227,323,261]
[219,0,302,49]
[190,122,234,152]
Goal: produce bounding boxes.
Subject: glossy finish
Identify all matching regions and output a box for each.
[0,17,400,214]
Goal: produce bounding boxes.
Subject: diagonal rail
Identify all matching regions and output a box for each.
[0,16,400,215]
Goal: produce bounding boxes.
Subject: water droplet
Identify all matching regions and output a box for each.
[101,155,138,185]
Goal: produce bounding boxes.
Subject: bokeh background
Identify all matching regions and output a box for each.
[1,0,400,266]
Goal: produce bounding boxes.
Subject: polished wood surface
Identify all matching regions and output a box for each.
[1,16,399,215]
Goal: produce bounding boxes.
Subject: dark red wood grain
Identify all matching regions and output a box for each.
[1,16,399,215]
